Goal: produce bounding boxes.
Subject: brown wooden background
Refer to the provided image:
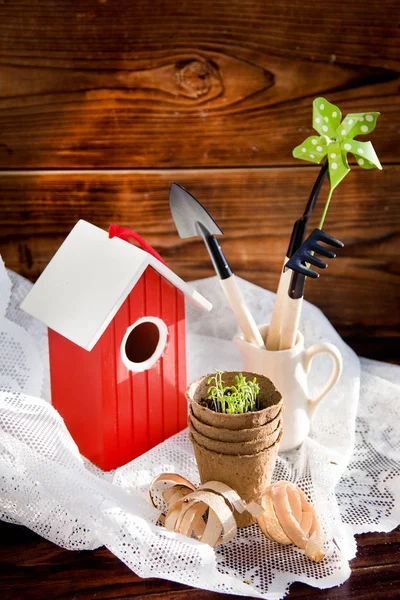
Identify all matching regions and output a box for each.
[1,0,399,361]
[0,2,400,599]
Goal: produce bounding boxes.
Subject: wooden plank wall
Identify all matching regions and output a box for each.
[0,0,399,361]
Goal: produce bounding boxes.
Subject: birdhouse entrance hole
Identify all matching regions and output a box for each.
[121,316,168,372]
[125,321,159,363]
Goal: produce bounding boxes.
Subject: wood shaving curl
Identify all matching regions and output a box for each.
[148,474,325,561]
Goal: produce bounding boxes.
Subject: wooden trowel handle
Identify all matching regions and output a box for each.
[219,276,265,348]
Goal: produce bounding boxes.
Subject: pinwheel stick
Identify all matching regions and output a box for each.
[317,187,334,231]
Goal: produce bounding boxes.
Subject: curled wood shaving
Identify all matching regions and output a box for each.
[148,474,259,546]
[148,473,196,509]
[258,488,292,545]
[199,481,263,518]
[257,481,325,562]
[170,490,237,546]
[148,474,325,561]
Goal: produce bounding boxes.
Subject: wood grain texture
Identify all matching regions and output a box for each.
[1,166,399,354]
[1,522,399,600]
[0,0,399,168]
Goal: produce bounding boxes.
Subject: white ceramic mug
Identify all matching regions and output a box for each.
[233,324,343,452]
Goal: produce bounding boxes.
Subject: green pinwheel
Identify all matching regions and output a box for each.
[293,97,382,228]
[265,97,383,353]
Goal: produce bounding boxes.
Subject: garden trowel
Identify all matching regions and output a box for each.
[169,183,264,348]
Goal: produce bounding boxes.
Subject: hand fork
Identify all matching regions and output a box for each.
[284,229,344,278]
[278,229,344,350]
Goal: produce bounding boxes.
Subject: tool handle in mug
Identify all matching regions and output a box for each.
[303,342,342,410]
[266,257,290,350]
[219,276,265,348]
[279,295,303,350]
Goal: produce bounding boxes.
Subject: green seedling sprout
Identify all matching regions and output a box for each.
[206,371,260,414]
[293,97,382,229]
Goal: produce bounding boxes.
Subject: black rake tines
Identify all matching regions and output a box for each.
[284,228,344,279]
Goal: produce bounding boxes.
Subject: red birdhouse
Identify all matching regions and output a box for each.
[21,220,212,470]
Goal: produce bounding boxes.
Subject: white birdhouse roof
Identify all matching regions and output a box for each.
[21,220,212,351]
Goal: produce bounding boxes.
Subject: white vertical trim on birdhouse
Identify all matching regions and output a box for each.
[21,220,212,351]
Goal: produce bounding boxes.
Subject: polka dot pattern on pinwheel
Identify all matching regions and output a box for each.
[293,97,382,190]
[292,135,327,164]
[339,112,380,141]
[326,141,350,190]
[350,141,382,170]
[312,97,342,138]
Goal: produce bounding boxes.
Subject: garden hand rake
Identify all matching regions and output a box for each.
[278,229,344,350]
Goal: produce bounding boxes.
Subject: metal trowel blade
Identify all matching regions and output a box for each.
[169,182,223,239]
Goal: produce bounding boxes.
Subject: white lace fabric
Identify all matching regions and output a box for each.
[0,259,399,599]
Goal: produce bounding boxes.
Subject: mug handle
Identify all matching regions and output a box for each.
[302,342,343,413]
